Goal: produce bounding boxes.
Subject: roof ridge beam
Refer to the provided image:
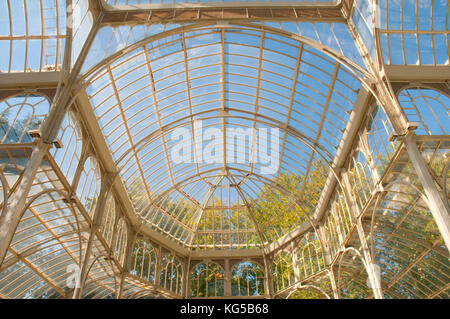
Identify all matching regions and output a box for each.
[99,2,346,25]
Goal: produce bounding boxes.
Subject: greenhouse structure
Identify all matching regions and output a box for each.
[0,0,449,299]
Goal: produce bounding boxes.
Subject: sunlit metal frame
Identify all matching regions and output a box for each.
[0,0,449,299]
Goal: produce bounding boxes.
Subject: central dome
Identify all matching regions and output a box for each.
[85,24,362,249]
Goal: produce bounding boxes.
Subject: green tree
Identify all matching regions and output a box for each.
[253,159,329,242]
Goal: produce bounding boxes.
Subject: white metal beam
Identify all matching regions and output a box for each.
[0,72,61,90]
[385,65,450,83]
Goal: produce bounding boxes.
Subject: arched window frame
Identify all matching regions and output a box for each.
[51,111,83,185]
[0,93,50,144]
[76,155,102,216]
[160,253,183,295]
[100,192,116,247]
[130,237,157,283]
[190,262,224,297]
[297,232,325,280]
[113,218,128,266]
[272,251,295,293]
[231,261,265,297]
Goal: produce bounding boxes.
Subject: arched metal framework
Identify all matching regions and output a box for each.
[0,0,449,299]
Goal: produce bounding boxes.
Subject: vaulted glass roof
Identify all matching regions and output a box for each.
[84,24,365,248]
[0,0,449,300]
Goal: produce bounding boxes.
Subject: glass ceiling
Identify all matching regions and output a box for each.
[0,0,66,72]
[0,0,449,300]
[84,24,364,248]
[379,0,450,65]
